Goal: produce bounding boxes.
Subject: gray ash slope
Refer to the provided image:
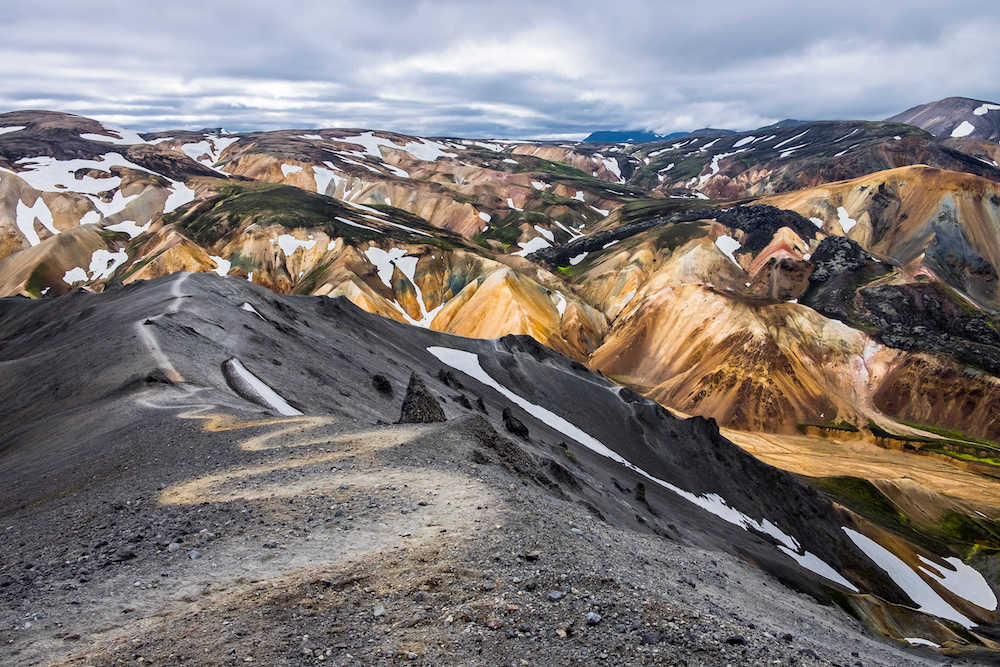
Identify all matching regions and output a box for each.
[0,273,984,664]
[888,97,1000,142]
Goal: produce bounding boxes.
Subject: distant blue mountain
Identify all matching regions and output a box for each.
[754,119,809,131]
[582,130,688,143]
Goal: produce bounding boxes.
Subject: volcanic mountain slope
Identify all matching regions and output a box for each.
[529,197,999,443]
[762,165,1000,308]
[2,109,999,441]
[1,273,998,663]
[888,96,1000,143]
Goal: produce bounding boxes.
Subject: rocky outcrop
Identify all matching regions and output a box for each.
[397,372,446,423]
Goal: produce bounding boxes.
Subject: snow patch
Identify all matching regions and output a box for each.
[342,131,456,162]
[951,121,975,138]
[773,129,809,149]
[732,136,756,148]
[80,126,148,145]
[715,235,742,268]
[478,211,491,223]
[834,128,859,143]
[601,158,622,182]
[313,163,344,195]
[7,153,152,194]
[809,217,825,229]
[62,267,88,284]
[276,234,317,256]
[163,181,195,213]
[904,638,940,648]
[281,164,303,176]
[104,219,150,238]
[225,358,302,416]
[779,144,809,159]
[533,225,554,242]
[843,528,974,626]
[552,291,567,317]
[382,162,409,178]
[0,126,26,136]
[335,216,379,233]
[240,302,265,320]
[916,554,998,610]
[837,206,857,233]
[513,236,551,257]
[777,547,858,591]
[15,197,56,246]
[87,189,138,218]
[974,103,1000,116]
[209,255,231,276]
[365,247,440,327]
[364,247,408,287]
[88,249,128,280]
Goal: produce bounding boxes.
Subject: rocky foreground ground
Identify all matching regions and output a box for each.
[2,408,950,666]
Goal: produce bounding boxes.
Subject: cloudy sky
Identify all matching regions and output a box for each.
[3,1,999,138]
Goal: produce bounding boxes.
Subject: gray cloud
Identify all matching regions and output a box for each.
[2,0,998,137]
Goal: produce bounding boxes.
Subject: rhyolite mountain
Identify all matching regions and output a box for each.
[2,100,1000,661]
[888,96,1000,143]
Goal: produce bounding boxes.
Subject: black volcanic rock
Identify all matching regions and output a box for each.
[808,236,875,284]
[714,205,818,254]
[502,407,530,439]
[804,243,1000,375]
[397,372,446,423]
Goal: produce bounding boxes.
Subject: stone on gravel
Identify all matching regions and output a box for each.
[371,374,392,395]
[397,373,446,423]
[586,612,602,625]
[547,590,564,601]
[502,407,529,439]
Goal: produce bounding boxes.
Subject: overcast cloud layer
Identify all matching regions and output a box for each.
[3,0,999,138]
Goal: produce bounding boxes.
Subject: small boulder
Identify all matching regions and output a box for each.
[371,374,393,395]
